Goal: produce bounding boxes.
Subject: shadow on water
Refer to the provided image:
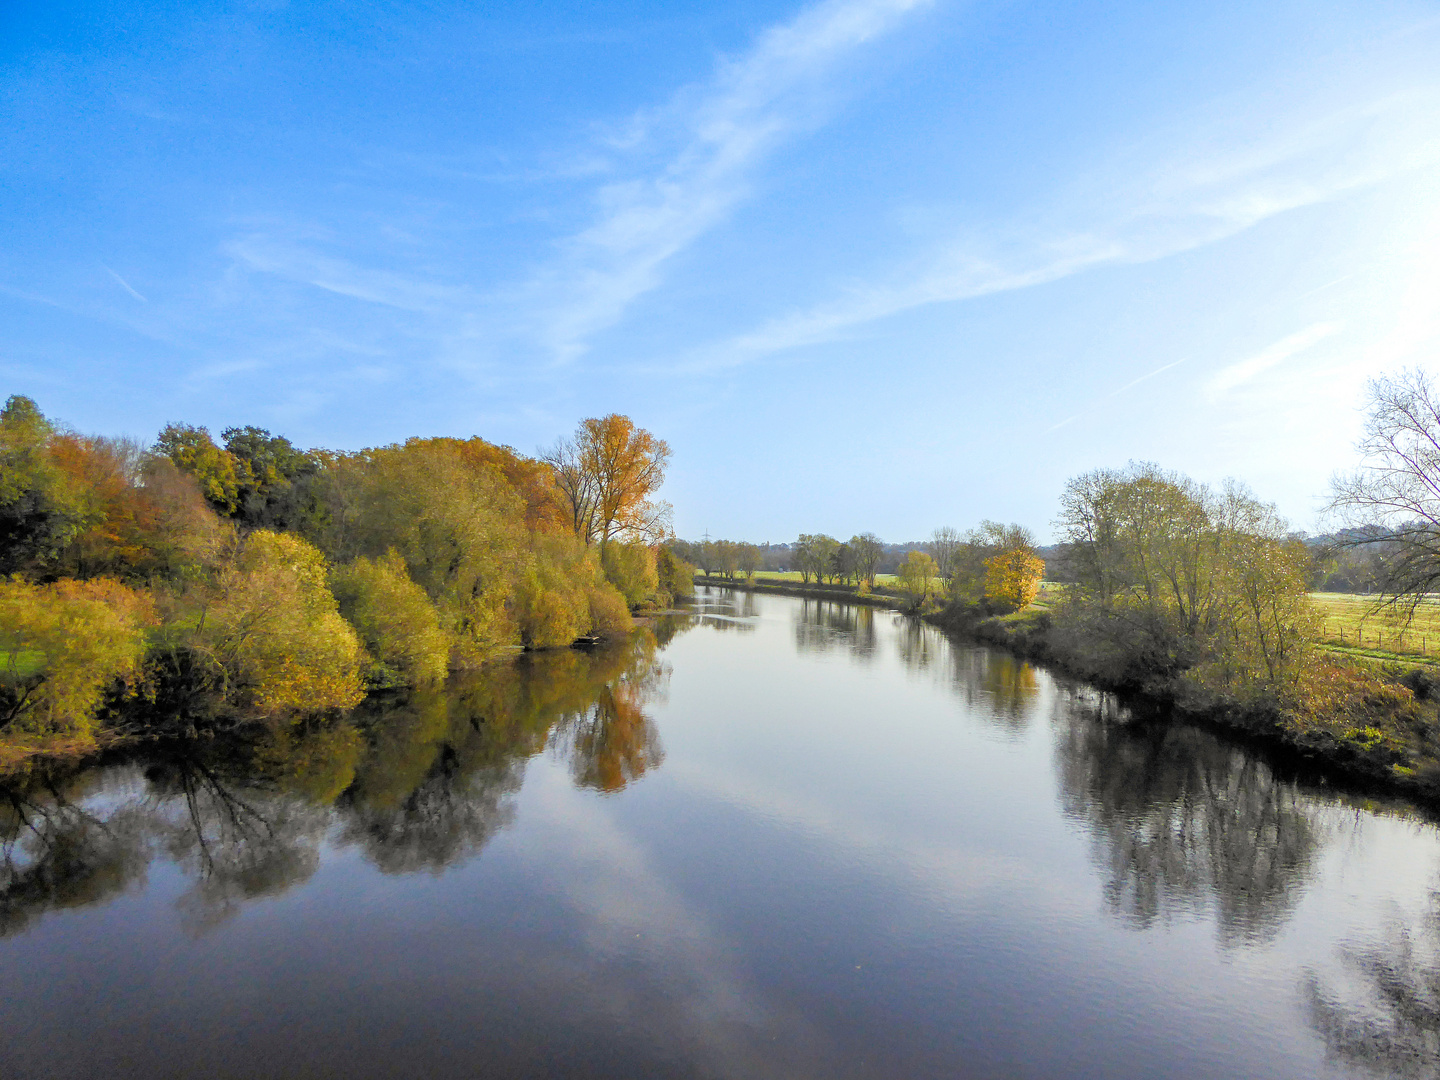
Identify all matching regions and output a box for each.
[0,626,683,932]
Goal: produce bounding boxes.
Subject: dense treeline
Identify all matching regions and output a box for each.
[0,397,693,757]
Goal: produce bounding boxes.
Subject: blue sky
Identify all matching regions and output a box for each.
[2,0,1438,541]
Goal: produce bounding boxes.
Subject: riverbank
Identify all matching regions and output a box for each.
[696,575,1440,809]
[938,604,1440,809]
[693,574,908,609]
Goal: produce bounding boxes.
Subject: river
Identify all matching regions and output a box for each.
[1,586,1437,1079]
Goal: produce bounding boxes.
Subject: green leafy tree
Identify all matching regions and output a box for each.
[155,424,244,516]
[222,426,320,529]
[0,396,89,575]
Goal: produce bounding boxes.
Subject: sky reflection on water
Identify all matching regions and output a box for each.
[1,586,1438,1079]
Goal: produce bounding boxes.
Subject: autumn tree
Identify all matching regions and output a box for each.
[896,550,939,609]
[543,414,671,552]
[739,542,762,582]
[0,577,156,739]
[794,534,839,584]
[947,521,1035,604]
[654,545,696,603]
[330,550,450,685]
[985,546,1045,611]
[155,424,244,516]
[189,529,366,714]
[48,435,226,581]
[1058,462,1315,689]
[0,396,89,576]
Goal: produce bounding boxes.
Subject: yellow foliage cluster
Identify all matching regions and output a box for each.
[331,549,450,685]
[984,549,1045,611]
[0,577,156,739]
[200,530,365,714]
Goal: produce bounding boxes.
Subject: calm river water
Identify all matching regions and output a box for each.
[2,587,1438,1079]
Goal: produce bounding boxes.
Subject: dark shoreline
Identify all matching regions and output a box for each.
[696,575,1440,815]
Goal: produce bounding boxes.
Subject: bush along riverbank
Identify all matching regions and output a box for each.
[924,599,1440,809]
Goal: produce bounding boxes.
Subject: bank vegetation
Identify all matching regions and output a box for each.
[0,399,693,766]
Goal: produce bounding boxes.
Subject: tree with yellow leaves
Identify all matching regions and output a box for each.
[543,414,671,553]
[984,547,1045,611]
[896,550,940,610]
[0,577,156,739]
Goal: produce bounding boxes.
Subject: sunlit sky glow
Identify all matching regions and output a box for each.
[3,0,1439,540]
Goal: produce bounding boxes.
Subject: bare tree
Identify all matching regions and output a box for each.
[1329,369,1440,616]
[928,526,961,581]
[850,533,882,586]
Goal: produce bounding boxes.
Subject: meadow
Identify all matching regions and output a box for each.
[1310,592,1440,666]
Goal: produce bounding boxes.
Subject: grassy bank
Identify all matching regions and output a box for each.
[925,599,1440,809]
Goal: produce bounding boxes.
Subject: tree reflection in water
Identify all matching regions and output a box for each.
[1306,891,1440,1079]
[0,770,150,937]
[793,599,878,662]
[1054,688,1321,944]
[692,586,760,633]
[0,626,680,930]
[947,649,1039,735]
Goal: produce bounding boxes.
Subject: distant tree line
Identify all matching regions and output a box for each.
[676,524,1045,613]
[0,398,692,752]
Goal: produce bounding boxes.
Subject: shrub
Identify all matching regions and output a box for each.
[199,530,365,714]
[587,584,633,638]
[654,545,695,605]
[331,549,449,684]
[0,577,156,739]
[603,542,658,608]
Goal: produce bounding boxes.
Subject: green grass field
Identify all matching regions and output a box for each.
[1310,592,1440,665]
[737,570,904,586]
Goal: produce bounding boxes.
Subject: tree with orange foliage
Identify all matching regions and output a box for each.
[543,414,672,551]
[984,547,1045,611]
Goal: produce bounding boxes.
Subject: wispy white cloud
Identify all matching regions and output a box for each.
[1205,322,1341,398]
[517,0,935,362]
[101,264,147,302]
[1109,357,1187,398]
[1046,357,1189,433]
[693,87,1440,370]
[225,235,462,313]
[220,0,933,372]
